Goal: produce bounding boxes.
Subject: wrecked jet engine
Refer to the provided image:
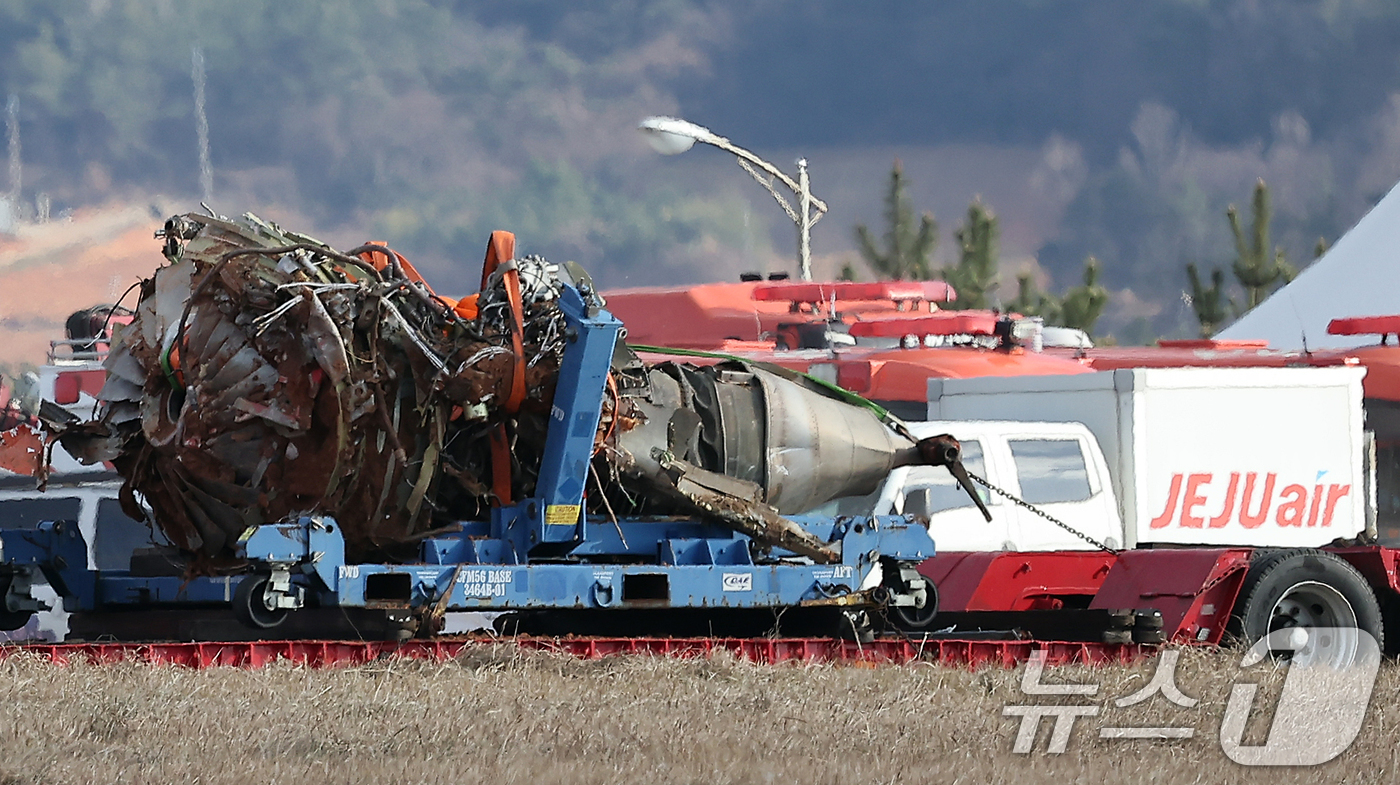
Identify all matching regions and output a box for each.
[599,356,984,561]
[49,212,984,574]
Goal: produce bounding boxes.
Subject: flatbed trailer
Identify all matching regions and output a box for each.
[0,236,945,644]
[0,636,1151,669]
[10,513,1398,655]
[4,224,1396,658]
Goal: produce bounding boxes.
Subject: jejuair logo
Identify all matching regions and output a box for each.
[1148,470,1351,529]
[1003,628,1379,764]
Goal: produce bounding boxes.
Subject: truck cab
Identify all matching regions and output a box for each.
[819,420,1123,552]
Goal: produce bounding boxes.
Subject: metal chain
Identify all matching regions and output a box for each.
[966,471,1120,555]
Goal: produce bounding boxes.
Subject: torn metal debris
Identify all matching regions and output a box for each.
[47,213,970,573]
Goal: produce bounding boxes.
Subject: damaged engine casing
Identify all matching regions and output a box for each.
[611,362,923,515]
[46,213,969,573]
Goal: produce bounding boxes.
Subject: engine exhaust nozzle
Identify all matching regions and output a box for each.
[916,434,961,467]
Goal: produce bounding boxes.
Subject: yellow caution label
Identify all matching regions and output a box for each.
[544,504,581,525]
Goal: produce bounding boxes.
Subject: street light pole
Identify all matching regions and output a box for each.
[639,116,826,281]
[796,158,812,282]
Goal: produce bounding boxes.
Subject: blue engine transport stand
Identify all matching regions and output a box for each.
[1,280,937,640]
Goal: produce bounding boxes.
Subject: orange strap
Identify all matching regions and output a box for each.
[489,423,513,506]
[482,231,527,414]
[480,231,514,289]
[358,241,433,291]
[452,294,479,320]
[482,231,526,508]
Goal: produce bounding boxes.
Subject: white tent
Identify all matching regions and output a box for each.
[1218,180,1400,349]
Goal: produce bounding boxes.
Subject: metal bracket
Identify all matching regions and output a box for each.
[4,567,53,614]
[267,568,305,610]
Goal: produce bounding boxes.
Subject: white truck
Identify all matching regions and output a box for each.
[917,366,1370,551]
[835,366,1390,652]
[855,419,1124,552]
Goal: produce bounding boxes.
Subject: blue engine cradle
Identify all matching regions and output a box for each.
[1,277,936,628]
[236,512,932,615]
[1,520,247,615]
[228,281,934,620]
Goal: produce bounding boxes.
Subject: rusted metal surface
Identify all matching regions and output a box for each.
[917,434,991,521]
[42,213,971,574]
[0,423,44,476]
[54,213,565,571]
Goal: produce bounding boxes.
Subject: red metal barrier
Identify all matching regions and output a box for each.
[0,637,1152,669]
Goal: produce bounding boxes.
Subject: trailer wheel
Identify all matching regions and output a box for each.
[234,574,289,630]
[1231,549,1384,654]
[881,560,939,632]
[836,609,875,643]
[0,576,33,632]
[889,582,939,632]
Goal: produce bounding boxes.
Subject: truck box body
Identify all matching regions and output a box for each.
[928,367,1370,549]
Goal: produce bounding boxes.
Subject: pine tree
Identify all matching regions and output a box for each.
[853,160,938,280]
[1228,179,1295,313]
[1314,236,1329,260]
[1007,273,1061,324]
[1186,263,1233,337]
[942,199,999,309]
[1060,257,1110,336]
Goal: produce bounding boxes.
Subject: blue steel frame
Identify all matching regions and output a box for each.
[1,281,935,619]
[237,513,932,612]
[497,284,622,554]
[233,281,934,615]
[1,521,247,610]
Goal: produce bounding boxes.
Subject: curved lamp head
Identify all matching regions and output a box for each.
[638,115,712,155]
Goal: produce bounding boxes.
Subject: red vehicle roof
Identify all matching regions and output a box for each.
[607,279,1092,407]
[822,347,1091,401]
[605,280,1400,409]
[605,280,953,348]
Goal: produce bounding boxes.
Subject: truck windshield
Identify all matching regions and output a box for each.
[1008,438,1092,504]
[903,440,988,516]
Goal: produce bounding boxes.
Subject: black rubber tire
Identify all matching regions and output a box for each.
[889,581,939,632]
[233,574,289,630]
[1229,548,1384,651]
[0,576,33,632]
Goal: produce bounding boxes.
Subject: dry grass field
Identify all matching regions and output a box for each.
[0,645,1395,784]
